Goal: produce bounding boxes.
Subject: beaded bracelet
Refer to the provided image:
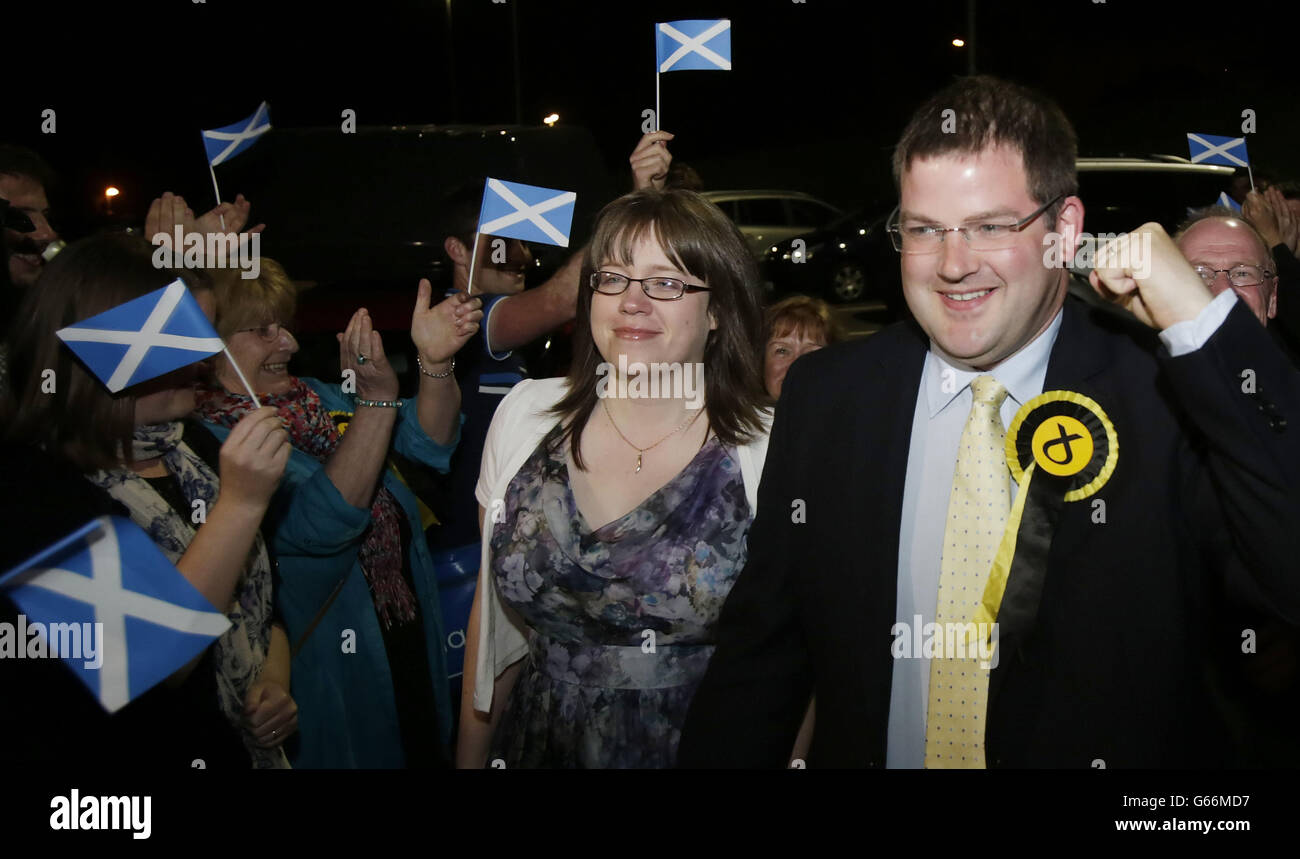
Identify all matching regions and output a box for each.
[355,399,402,408]
[416,354,456,379]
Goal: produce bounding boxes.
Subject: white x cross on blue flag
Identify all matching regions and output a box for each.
[478,178,577,248]
[202,101,272,167]
[0,517,231,713]
[1187,132,1250,168]
[57,279,224,393]
[656,19,732,72]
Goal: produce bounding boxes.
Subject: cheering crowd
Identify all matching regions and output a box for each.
[2,74,1300,769]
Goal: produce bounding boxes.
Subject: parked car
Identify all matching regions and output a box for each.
[761,156,1239,310]
[702,189,843,257]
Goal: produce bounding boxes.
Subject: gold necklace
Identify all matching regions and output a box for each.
[601,398,705,473]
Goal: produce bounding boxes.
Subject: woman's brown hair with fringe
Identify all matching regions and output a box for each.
[548,188,770,470]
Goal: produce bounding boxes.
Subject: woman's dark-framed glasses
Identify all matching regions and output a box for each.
[589,271,711,301]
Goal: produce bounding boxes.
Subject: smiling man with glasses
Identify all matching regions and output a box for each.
[681,75,1300,770]
[1174,209,1279,327]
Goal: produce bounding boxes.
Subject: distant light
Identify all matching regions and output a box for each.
[952,38,966,47]
[105,186,120,198]
[858,228,866,235]
[771,246,779,253]
[838,242,847,249]
[499,130,507,135]
[509,136,516,142]
[543,113,559,126]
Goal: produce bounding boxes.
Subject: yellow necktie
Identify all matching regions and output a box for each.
[925,374,1010,769]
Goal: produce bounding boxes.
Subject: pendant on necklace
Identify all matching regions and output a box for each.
[635,452,643,474]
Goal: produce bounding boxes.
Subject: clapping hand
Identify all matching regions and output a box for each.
[411,279,482,367]
[145,191,265,266]
[1244,186,1299,256]
[338,308,399,401]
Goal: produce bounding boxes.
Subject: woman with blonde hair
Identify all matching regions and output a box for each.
[196,258,481,767]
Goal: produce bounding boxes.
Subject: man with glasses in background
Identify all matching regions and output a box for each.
[680,75,1300,768]
[1174,209,1300,766]
[1174,209,1290,350]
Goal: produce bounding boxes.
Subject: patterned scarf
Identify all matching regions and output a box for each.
[85,422,288,769]
[194,377,417,629]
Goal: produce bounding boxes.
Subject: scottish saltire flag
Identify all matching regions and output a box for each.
[1216,191,1243,212]
[478,178,576,248]
[57,279,223,393]
[202,101,271,166]
[1187,132,1250,168]
[0,517,230,712]
[656,19,732,72]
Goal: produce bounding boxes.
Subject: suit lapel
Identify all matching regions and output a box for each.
[849,323,927,736]
[988,295,1112,706]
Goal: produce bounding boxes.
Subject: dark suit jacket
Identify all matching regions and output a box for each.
[678,295,1300,768]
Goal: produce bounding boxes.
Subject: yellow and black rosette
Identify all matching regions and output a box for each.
[971,391,1118,642]
[328,409,352,435]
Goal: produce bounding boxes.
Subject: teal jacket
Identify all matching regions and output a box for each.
[203,378,458,768]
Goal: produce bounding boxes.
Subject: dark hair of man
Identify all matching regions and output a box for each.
[1173,206,1274,265]
[0,144,57,193]
[548,188,770,470]
[891,75,1078,230]
[3,232,210,471]
[438,179,486,252]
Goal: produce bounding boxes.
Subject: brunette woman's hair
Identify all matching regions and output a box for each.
[548,188,770,469]
[3,232,210,471]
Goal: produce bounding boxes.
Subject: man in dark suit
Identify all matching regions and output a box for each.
[678,76,1300,768]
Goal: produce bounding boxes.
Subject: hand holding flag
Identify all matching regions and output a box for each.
[630,131,675,191]
[466,178,577,294]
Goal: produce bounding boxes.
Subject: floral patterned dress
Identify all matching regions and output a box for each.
[488,425,753,768]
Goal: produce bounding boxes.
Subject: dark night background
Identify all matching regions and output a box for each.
[4,0,1297,240]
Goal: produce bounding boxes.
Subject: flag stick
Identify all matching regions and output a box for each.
[466,231,482,296]
[1247,164,1256,193]
[222,345,262,408]
[655,72,661,131]
[207,160,227,231]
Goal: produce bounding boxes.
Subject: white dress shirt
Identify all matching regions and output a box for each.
[885,289,1238,768]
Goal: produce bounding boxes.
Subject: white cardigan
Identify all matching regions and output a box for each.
[471,376,772,712]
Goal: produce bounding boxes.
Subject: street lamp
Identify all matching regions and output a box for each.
[952,38,965,47]
[105,186,119,216]
[543,113,559,127]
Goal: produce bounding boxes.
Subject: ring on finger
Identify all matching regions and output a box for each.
[357,353,368,365]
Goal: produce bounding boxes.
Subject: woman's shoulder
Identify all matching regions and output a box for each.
[495,376,571,423]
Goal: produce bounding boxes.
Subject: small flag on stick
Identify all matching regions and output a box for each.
[654,19,732,130]
[0,517,231,713]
